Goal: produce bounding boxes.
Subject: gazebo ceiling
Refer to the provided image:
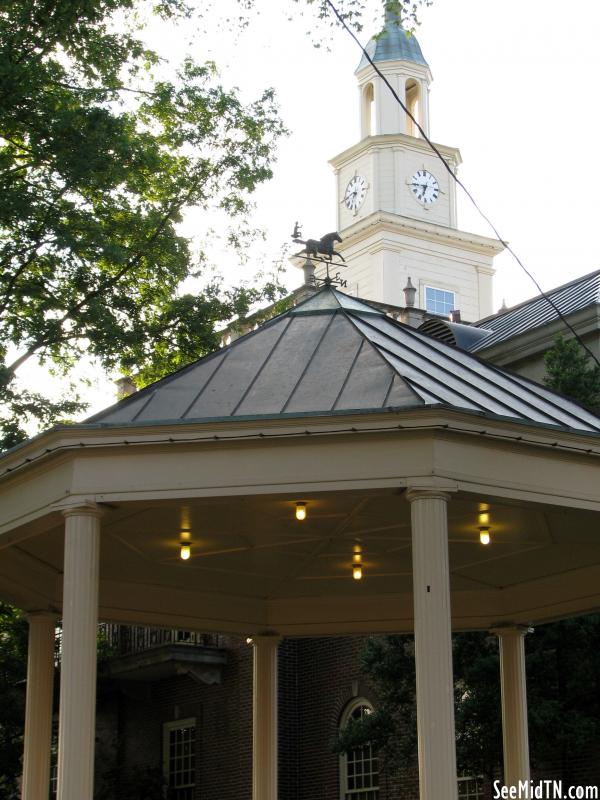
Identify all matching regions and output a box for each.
[11,489,600,597]
[87,287,600,435]
[3,481,600,635]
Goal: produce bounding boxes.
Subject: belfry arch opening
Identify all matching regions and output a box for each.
[362,82,376,137]
[406,79,420,136]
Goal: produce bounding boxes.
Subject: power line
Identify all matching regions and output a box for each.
[325,0,600,370]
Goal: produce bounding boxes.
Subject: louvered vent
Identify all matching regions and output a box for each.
[419,317,457,346]
[418,318,493,351]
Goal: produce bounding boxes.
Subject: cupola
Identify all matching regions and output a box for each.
[355,10,432,138]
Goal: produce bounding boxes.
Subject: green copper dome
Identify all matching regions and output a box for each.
[357,11,428,71]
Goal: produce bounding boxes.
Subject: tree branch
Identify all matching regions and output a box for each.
[5,180,199,376]
[0,185,70,316]
[50,80,161,98]
[0,136,33,154]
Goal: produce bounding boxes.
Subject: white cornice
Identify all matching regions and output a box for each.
[338,211,504,257]
[329,133,462,170]
[1,407,599,488]
[355,59,433,85]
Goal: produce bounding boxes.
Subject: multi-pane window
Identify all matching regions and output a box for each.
[340,701,379,800]
[49,720,58,798]
[163,719,196,800]
[425,286,455,317]
[458,775,485,800]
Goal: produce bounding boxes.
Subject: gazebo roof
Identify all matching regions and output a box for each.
[89,286,600,435]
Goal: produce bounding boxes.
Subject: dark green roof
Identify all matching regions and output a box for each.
[357,11,428,71]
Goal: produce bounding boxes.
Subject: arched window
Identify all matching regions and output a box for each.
[339,699,379,800]
[363,83,375,137]
[405,79,420,136]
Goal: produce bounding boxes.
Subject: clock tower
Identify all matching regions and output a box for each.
[326,12,503,321]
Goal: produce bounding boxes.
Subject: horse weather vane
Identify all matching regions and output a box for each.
[292,222,347,288]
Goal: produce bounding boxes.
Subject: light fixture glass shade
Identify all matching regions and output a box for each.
[180,542,191,560]
[353,564,363,580]
[295,502,307,521]
[479,527,491,545]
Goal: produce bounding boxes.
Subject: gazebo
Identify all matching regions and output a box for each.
[2,287,600,800]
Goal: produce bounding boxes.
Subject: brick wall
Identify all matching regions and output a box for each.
[294,636,388,800]
[530,742,600,791]
[291,635,420,800]
[96,635,253,800]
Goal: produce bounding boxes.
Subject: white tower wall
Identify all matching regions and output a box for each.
[297,20,503,322]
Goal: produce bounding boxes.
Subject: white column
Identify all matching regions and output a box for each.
[492,626,531,788]
[407,489,458,800]
[420,80,430,138]
[359,84,368,140]
[21,612,58,800]
[56,502,103,800]
[448,159,458,229]
[251,634,281,800]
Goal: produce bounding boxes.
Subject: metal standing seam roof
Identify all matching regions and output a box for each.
[356,12,428,71]
[87,287,600,435]
[470,270,600,352]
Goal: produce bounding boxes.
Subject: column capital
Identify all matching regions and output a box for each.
[53,497,105,519]
[248,633,282,648]
[26,610,59,625]
[406,488,453,504]
[405,479,458,504]
[490,624,533,638]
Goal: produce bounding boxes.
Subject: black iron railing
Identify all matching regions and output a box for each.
[98,624,221,656]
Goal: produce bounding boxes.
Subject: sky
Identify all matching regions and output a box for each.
[17,0,600,417]
[174,0,600,311]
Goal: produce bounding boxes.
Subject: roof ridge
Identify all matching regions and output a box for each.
[338,306,424,407]
[291,286,385,316]
[229,316,293,416]
[280,311,337,414]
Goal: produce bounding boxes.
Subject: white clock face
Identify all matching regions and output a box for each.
[410,169,439,204]
[344,175,367,213]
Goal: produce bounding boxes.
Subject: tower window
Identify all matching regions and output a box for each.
[405,79,420,137]
[425,286,455,317]
[363,83,375,137]
[163,718,196,800]
[339,700,379,800]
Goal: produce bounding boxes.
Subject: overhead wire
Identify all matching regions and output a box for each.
[324,0,600,370]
